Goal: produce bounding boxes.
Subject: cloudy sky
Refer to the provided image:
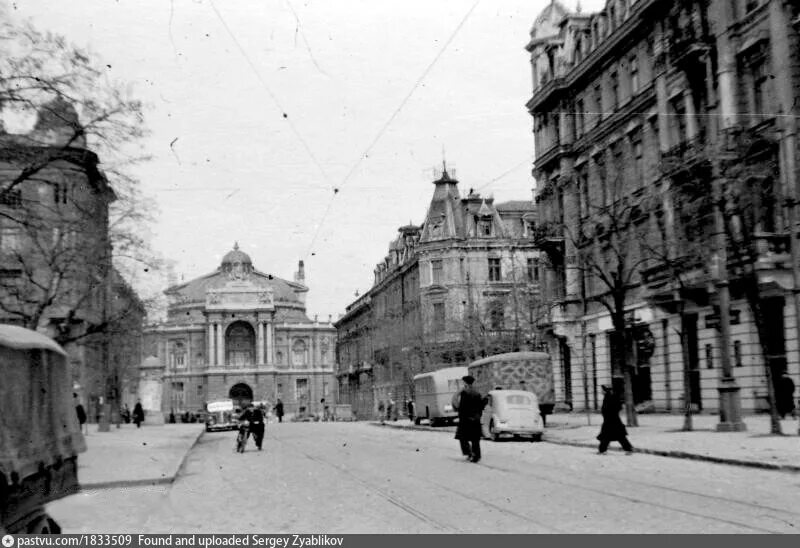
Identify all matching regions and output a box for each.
[8,0,604,320]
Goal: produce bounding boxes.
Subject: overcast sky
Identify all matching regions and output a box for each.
[8,0,605,321]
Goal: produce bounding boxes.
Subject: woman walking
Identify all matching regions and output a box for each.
[597,385,633,454]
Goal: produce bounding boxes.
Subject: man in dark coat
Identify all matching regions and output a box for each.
[239,404,265,450]
[452,375,485,463]
[597,385,633,454]
[776,372,796,419]
[132,401,145,428]
[274,399,284,423]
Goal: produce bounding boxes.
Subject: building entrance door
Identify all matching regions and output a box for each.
[229,383,253,410]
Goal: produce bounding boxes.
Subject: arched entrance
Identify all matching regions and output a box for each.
[226,321,255,366]
[229,383,253,410]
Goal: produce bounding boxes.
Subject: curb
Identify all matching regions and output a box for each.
[80,428,206,491]
[371,421,800,473]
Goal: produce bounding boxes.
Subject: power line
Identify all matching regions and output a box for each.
[208,0,333,188]
[475,157,533,192]
[304,0,483,258]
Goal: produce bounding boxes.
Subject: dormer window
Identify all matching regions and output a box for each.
[479,220,492,237]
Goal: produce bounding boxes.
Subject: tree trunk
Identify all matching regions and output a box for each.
[679,312,693,431]
[742,276,782,434]
[612,315,638,427]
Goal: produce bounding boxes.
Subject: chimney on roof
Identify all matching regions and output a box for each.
[295,260,305,283]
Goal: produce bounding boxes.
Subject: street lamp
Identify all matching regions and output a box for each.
[709,233,746,431]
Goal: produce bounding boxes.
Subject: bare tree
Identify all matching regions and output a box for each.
[560,169,656,427]
[0,10,157,342]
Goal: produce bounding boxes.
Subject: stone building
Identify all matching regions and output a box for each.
[0,97,143,421]
[527,0,800,416]
[335,168,543,418]
[144,244,336,419]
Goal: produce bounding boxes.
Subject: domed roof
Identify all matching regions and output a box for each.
[221,242,252,266]
[34,95,82,131]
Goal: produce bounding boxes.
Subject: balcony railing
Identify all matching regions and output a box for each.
[661,131,708,174]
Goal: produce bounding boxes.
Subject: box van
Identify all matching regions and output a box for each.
[413,366,468,426]
[481,389,543,441]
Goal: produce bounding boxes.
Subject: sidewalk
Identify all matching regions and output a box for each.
[374,413,800,472]
[77,423,205,490]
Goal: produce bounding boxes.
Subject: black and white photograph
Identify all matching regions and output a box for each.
[0,0,799,538]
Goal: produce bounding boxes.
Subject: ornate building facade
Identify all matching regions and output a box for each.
[527,0,800,416]
[0,97,144,423]
[335,168,543,418]
[144,244,335,418]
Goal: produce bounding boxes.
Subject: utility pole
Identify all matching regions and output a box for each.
[709,0,745,432]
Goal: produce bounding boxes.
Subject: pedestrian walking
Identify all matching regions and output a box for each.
[74,393,87,435]
[776,371,796,419]
[121,404,131,424]
[452,375,485,463]
[320,398,330,421]
[274,399,284,423]
[597,385,633,454]
[132,400,145,428]
[378,400,386,424]
[406,399,415,422]
[388,399,396,422]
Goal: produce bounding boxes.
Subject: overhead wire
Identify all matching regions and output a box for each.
[303,0,483,258]
[208,0,333,189]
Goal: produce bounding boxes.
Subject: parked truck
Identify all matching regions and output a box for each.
[467,351,555,423]
[1,325,87,534]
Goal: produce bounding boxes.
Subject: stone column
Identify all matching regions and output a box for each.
[217,322,224,367]
[266,322,274,365]
[257,321,265,365]
[208,324,215,366]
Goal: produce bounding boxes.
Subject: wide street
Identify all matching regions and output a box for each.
[48,422,799,534]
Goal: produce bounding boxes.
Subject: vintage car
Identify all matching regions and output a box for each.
[480,389,543,442]
[204,400,238,432]
[0,325,87,534]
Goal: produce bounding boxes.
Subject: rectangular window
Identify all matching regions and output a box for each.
[277,383,283,400]
[295,378,309,402]
[671,97,687,145]
[197,384,203,396]
[488,258,502,282]
[596,156,607,207]
[433,302,445,333]
[594,85,603,126]
[578,169,589,217]
[610,72,619,109]
[705,344,714,369]
[489,303,505,330]
[322,382,329,399]
[630,55,639,94]
[750,57,769,124]
[431,259,443,285]
[575,99,585,137]
[632,135,644,185]
[527,258,540,282]
[733,340,742,367]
